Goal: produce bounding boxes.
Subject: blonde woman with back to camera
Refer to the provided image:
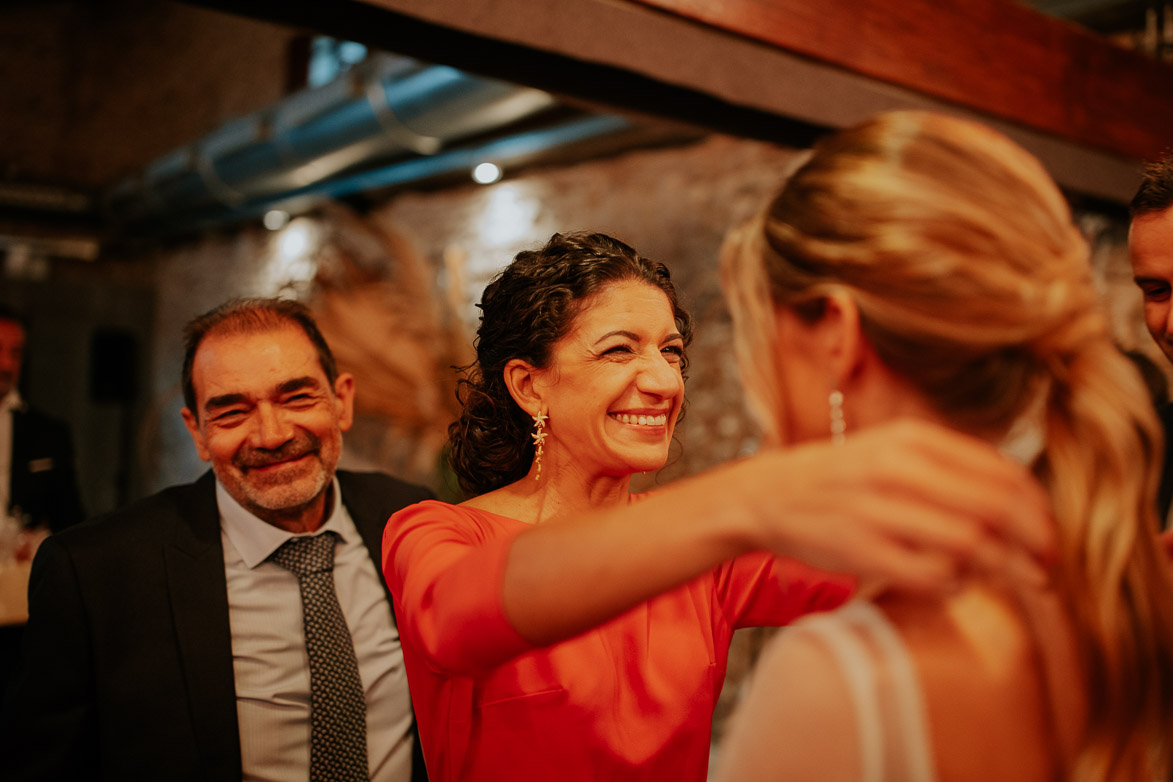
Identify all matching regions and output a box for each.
[715,111,1173,782]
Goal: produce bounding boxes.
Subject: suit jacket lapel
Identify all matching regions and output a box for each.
[339,471,396,604]
[163,472,243,780]
[337,472,432,782]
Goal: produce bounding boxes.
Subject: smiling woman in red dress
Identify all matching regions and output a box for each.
[382,232,1055,781]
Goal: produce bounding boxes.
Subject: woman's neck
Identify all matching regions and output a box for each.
[846,360,1010,448]
[463,459,634,525]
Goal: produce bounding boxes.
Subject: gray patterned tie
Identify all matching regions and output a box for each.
[270,531,370,782]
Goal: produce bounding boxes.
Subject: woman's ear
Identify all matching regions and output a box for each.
[819,291,868,389]
[503,358,545,416]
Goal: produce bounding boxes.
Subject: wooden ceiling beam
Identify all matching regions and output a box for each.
[630,0,1173,162]
[190,0,1172,204]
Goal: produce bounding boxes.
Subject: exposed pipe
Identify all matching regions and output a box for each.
[105,54,559,230]
[167,113,635,236]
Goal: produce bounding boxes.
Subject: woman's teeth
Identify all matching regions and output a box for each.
[611,413,667,426]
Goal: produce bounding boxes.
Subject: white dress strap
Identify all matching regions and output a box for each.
[789,601,937,782]
[798,606,885,782]
[851,602,936,782]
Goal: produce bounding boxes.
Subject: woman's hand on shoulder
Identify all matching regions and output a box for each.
[744,419,1054,595]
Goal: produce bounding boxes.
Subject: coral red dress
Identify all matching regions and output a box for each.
[382,500,852,782]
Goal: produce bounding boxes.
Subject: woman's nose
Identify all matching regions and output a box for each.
[637,352,684,397]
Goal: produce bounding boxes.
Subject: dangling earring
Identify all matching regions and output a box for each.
[531,409,548,480]
[828,390,846,445]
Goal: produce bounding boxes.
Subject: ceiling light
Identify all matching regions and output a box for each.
[263,209,291,231]
[278,222,311,260]
[472,162,502,185]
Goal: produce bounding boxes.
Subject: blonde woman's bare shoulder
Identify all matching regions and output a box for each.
[878,586,1076,782]
[715,620,863,782]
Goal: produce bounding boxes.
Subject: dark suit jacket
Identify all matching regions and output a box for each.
[0,469,432,782]
[8,404,85,533]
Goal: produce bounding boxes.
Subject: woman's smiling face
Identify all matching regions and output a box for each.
[533,279,686,480]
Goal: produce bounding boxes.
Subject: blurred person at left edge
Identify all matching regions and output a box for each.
[0,304,86,701]
[0,304,85,535]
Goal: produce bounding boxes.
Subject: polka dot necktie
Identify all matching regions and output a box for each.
[270,532,370,782]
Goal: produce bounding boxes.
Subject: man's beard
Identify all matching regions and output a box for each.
[222,429,336,516]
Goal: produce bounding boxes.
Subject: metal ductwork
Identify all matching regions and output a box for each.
[105,54,615,236]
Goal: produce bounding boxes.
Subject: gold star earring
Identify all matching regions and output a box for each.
[532,409,548,480]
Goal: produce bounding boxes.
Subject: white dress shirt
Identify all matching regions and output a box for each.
[218,477,414,782]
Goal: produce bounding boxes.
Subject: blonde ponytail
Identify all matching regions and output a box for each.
[1039,337,1173,780]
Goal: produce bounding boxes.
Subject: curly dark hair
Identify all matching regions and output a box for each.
[449,232,694,497]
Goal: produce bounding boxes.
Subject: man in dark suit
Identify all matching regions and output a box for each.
[1128,155,1173,525]
[0,298,432,781]
[0,306,85,533]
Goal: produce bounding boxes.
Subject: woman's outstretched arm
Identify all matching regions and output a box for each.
[385,419,1053,672]
[501,419,1052,644]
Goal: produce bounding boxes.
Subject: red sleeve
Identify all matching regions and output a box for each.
[714,551,855,629]
[382,501,532,675]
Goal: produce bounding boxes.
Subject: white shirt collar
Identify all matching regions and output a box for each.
[217,476,350,569]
